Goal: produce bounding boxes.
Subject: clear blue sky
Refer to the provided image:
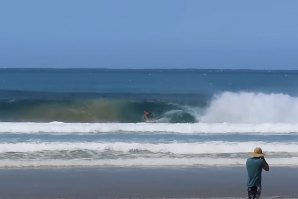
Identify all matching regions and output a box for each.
[1,0,298,69]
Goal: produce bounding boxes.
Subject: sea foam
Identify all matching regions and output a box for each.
[0,141,297,154]
[0,122,298,134]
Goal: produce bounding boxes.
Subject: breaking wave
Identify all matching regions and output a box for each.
[1,91,298,124]
[200,92,298,123]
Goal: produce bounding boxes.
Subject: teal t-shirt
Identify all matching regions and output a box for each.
[246,157,264,187]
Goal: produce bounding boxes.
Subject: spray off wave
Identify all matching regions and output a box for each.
[200,92,298,123]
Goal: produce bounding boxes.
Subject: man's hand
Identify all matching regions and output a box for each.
[262,158,270,171]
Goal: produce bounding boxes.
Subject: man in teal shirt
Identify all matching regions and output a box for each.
[246,147,270,199]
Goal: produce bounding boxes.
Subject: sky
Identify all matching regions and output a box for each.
[0,0,298,69]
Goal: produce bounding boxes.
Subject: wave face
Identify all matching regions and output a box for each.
[1,69,298,168]
[2,92,298,123]
[0,98,195,123]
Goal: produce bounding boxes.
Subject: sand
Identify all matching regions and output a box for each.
[0,167,296,198]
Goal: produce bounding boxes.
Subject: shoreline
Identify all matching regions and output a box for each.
[0,167,296,198]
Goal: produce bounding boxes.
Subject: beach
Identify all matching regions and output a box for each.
[0,167,296,199]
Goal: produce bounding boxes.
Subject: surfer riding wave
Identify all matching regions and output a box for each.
[143,110,154,122]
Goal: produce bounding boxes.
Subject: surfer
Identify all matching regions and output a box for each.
[143,110,153,121]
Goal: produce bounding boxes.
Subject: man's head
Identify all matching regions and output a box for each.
[249,147,265,158]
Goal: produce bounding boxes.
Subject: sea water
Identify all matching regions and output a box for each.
[0,68,298,167]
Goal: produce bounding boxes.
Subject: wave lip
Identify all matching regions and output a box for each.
[1,122,298,134]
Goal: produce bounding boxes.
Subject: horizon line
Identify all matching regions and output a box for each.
[0,67,297,71]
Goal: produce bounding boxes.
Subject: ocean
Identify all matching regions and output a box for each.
[0,68,298,168]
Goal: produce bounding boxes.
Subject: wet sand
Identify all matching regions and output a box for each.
[0,167,296,198]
